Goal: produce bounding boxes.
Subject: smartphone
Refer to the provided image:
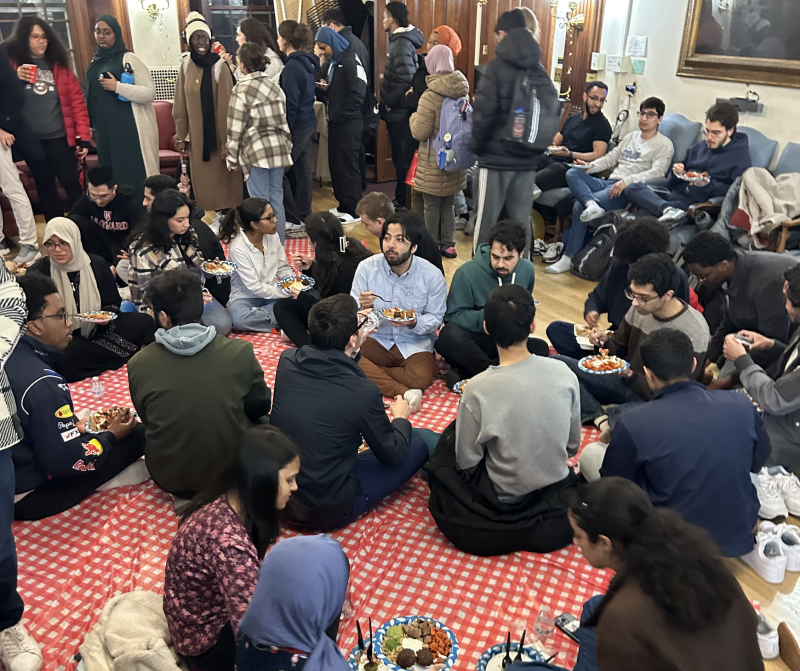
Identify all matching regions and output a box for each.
[554,613,580,643]
[734,334,753,347]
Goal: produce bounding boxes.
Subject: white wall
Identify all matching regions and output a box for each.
[127,0,182,68]
[596,0,795,161]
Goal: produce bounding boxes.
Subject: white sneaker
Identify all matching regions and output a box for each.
[658,206,687,223]
[756,468,789,519]
[542,242,563,263]
[403,388,423,414]
[743,533,788,584]
[579,201,606,223]
[766,466,800,515]
[329,207,358,223]
[759,521,800,572]
[0,622,42,671]
[545,255,572,274]
[0,240,10,256]
[14,245,41,265]
[757,613,780,659]
[532,238,547,257]
[532,184,542,200]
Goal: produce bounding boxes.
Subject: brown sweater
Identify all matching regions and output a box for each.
[596,580,763,671]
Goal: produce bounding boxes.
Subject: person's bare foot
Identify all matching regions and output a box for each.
[779,622,800,671]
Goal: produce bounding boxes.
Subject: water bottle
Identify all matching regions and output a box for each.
[118,63,133,102]
[512,106,526,140]
[91,376,105,400]
[533,605,555,639]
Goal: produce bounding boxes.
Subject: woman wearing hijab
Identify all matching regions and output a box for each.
[174,12,242,214]
[409,45,468,259]
[28,217,155,382]
[84,15,158,199]
[236,535,350,671]
[314,27,366,219]
[407,24,462,113]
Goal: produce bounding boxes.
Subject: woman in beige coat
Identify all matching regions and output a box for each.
[409,45,469,259]
[173,12,242,214]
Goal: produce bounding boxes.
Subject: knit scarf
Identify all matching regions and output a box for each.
[190,48,221,161]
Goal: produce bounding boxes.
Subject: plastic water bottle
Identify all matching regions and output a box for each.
[91,376,105,400]
[512,107,526,140]
[533,605,555,639]
[118,63,133,102]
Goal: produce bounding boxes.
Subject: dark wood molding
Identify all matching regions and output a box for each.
[176,0,191,52]
[66,0,93,81]
[558,0,605,115]
[110,0,135,53]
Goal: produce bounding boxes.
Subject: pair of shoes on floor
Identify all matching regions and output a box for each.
[328,207,358,224]
[755,466,800,518]
[545,255,573,274]
[532,238,547,257]
[756,612,800,666]
[454,213,469,231]
[440,246,457,259]
[14,245,40,265]
[0,622,42,671]
[403,388,423,413]
[742,521,800,584]
[542,241,563,263]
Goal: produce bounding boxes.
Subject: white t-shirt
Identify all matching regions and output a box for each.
[591,130,675,184]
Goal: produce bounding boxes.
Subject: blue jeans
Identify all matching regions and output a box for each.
[553,354,643,423]
[0,448,24,630]
[247,166,287,244]
[624,183,695,217]
[229,297,279,332]
[565,169,628,258]
[201,296,232,336]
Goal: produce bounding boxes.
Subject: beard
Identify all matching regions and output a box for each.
[385,247,413,267]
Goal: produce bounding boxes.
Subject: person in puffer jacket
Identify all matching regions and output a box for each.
[409,45,468,259]
[380,1,424,208]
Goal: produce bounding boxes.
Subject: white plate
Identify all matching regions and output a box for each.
[675,172,708,183]
[85,408,139,433]
[567,163,592,170]
[578,355,631,375]
[380,309,418,325]
[374,616,458,670]
[348,639,390,671]
[201,260,238,276]
[277,274,316,295]
[476,642,545,671]
[75,311,117,324]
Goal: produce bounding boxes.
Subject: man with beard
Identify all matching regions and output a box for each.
[351,215,447,413]
[436,221,548,387]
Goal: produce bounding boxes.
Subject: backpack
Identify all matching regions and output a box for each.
[432,97,476,172]
[503,68,561,153]
[570,213,621,281]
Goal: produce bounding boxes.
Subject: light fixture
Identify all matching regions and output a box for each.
[140,0,170,20]
[554,0,584,30]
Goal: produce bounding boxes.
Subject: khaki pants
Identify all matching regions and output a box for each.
[358,338,436,398]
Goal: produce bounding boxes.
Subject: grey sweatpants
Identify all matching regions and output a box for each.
[472,167,535,253]
[421,192,455,248]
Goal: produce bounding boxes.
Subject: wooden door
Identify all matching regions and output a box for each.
[555,0,605,116]
[68,0,134,80]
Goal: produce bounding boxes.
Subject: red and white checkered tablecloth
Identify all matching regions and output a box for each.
[13,237,610,671]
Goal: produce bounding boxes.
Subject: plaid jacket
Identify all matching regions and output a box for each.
[226,71,293,179]
[128,235,205,308]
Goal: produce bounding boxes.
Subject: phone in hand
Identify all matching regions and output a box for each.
[554,613,580,643]
[734,334,753,347]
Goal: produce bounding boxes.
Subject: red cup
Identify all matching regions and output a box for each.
[212,42,223,54]
[28,64,37,82]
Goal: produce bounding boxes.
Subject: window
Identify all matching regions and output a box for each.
[0,0,76,71]
[203,0,277,55]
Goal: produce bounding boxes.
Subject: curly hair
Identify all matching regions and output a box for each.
[130,191,197,254]
[2,16,70,70]
[683,231,736,268]
[706,101,739,131]
[613,218,670,265]
[488,220,527,255]
[627,252,679,297]
[278,20,314,52]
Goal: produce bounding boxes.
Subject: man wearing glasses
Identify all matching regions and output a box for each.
[624,101,751,226]
[554,252,709,432]
[546,97,674,275]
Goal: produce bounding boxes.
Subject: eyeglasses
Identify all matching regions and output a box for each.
[44,240,70,251]
[37,311,69,324]
[624,289,660,304]
[587,95,606,104]
[637,111,659,119]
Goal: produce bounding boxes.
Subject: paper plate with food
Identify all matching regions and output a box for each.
[201,260,238,277]
[75,310,117,324]
[277,274,315,295]
[578,349,630,375]
[86,406,137,433]
[453,380,467,397]
[381,308,417,324]
[574,324,610,351]
[476,637,545,671]
[375,616,458,670]
[676,170,708,183]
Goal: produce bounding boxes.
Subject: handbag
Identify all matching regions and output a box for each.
[405,149,419,187]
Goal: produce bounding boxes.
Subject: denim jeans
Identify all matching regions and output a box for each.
[624,183,695,217]
[564,169,628,258]
[229,296,279,332]
[0,448,24,630]
[201,296,232,336]
[247,166,287,244]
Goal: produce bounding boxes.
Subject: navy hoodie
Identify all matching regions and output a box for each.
[280,51,317,132]
[669,131,752,199]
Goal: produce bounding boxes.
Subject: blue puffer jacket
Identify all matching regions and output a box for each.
[280,51,317,132]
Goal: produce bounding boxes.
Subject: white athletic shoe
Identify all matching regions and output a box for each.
[757,613,780,659]
[658,206,687,223]
[766,465,800,515]
[579,201,606,223]
[756,468,789,519]
[532,238,548,257]
[545,255,572,274]
[532,184,542,200]
[542,242,563,263]
[759,521,800,572]
[743,532,788,584]
[329,207,358,223]
[14,245,41,265]
[403,388,423,414]
[0,622,42,671]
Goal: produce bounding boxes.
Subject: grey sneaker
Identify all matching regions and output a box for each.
[542,242,564,263]
[0,240,10,256]
[658,207,687,223]
[14,245,41,265]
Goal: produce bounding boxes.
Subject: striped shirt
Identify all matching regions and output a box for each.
[0,263,28,451]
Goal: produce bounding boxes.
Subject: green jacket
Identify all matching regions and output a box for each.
[443,243,536,333]
[128,334,271,496]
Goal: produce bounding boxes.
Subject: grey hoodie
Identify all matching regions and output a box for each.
[154,323,216,356]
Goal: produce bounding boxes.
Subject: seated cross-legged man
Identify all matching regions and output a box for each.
[127,270,271,498]
[435,221,548,387]
[547,218,691,358]
[427,285,580,556]
[554,253,709,431]
[624,102,751,227]
[351,215,447,413]
[271,294,429,531]
[580,328,769,558]
[8,274,146,521]
[546,97,674,274]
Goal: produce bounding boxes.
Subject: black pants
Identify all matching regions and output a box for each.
[16,136,83,221]
[533,159,571,192]
[328,118,364,217]
[283,123,315,225]
[435,322,550,379]
[385,117,415,206]
[0,449,23,631]
[71,214,128,266]
[14,425,146,521]
[273,297,311,348]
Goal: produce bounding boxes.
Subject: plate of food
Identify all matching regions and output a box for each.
[453,380,467,397]
[547,145,565,154]
[676,170,708,183]
[574,324,611,351]
[75,310,117,323]
[201,260,238,276]
[86,406,137,433]
[277,274,315,295]
[476,642,545,671]
[375,616,457,670]
[578,350,630,375]
[349,639,390,671]
[381,308,417,324]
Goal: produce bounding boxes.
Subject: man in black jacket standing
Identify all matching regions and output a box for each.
[471,10,558,252]
[271,294,429,531]
[320,8,370,87]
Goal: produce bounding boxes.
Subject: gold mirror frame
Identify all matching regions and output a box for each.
[677,0,800,89]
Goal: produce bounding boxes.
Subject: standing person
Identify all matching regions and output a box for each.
[471,10,559,251]
[3,16,89,221]
[85,15,158,199]
[219,198,293,332]
[409,45,468,259]
[406,25,462,114]
[277,21,316,227]
[163,425,300,671]
[220,18,284,84]
[174,12,242,215]
[381,2,424,208]
[314,27,367,220]
[226,42,292,244]
[0,261,43,671]
[319,9,370,82]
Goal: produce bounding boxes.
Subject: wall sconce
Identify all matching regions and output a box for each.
[553,0,584,30]
[140,0,170,20]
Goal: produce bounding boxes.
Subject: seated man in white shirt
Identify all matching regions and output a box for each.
[547,97,674,274]
[351,215,447,412]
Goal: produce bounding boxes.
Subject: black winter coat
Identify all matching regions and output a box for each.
[326,46,367,125]
[471,27,557,170]
[380,26,424,122]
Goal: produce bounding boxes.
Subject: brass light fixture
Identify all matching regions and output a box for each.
[140,0,170,20]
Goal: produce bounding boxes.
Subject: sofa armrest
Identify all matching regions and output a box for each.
[773,217,800,253]
[687,199,723,219]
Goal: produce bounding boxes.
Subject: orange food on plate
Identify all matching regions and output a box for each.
[583,354,627,372]
[684,170,708,179]
[382,308,415,320]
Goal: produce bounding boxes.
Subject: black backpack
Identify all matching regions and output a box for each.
[503,66,561,154]
[570,213,621,281]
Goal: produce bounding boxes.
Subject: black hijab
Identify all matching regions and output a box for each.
[189,40,221,162]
